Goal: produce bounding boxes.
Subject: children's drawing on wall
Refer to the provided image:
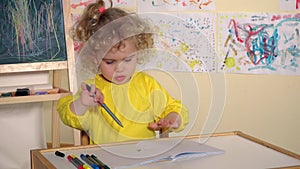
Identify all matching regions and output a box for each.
[70,0,135,10]
[70,0,135,55]
[279,0,300,10]
[138,13,216,72]
[71,4,216,72]
[0,0,67,65]
[138,0,215,12]
[218,13,300,75]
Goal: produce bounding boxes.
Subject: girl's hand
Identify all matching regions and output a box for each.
[148,112,182,131]
[80,83,104,107]
[70,83,104,116]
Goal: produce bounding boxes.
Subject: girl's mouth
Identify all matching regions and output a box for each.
[114,75,126,82]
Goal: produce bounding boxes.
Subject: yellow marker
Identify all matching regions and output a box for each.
[71,155,91,169]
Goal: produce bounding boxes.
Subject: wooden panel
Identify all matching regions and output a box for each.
[0,61,68,73]
[31,150,56,169]
[52,100,61,148]
[0,88,70,105]
[62,0,77,93]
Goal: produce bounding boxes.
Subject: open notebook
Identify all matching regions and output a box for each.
[100,138,224,169]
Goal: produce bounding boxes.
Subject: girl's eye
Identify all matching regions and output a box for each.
[105,60,114,64]
[124,57,132,62]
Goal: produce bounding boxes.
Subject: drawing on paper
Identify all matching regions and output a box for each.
[138,0,215,12]
[70,0,135,10]
[138,13,216,72]
[70,0,135,52]
[70,1,215,72]
[73,13,216,72]
[218,13,300,74]
[0,0,67,64]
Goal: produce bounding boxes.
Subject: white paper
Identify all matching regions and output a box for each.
[102,138,224,169]
[217,12,300,75]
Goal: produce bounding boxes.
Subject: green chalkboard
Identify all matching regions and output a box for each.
[0,0,67,65]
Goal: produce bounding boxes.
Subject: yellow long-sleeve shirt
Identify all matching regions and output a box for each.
[57,71,188,144]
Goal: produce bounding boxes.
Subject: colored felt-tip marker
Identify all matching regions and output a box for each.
[80,154,99,169]
[71,155,90,169]
[91,154,110,169]
[86,155,110,169]
[67,155,84,169]
[55,151,65,158]
[85,84,123,127]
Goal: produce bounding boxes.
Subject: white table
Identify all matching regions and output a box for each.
[31,131,300,169]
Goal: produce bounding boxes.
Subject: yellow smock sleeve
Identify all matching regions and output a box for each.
[56,94,90,130]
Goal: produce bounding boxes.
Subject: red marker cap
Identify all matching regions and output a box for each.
[67,155,84,169]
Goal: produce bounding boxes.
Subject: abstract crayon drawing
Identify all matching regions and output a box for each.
[218,13,300,75]
[0,0,67,64]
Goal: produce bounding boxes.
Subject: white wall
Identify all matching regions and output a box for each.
[0,71,49,169]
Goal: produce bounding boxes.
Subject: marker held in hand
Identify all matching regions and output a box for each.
[85,84,123,127]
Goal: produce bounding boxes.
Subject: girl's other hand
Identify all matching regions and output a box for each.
[148,112,182,131]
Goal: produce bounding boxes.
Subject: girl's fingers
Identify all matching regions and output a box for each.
[95,89,104,103]
[80,83,102,106]
[148,119,176,131]
[148,122,159,130]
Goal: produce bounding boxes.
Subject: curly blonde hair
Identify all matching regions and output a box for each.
[70,0,153,52]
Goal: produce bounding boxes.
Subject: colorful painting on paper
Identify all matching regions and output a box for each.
[70,0,135,52]
[218,13,300,75]
[279,0,300,10]
[70,0,135,11]
[0,0,67,64]
[70,2,216,72]
[138,0,215,12]
[138,13,216,72]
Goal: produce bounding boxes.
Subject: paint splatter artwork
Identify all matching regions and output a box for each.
[218,13,300,75]
[70,0,135,10]
[70,0,216,72]
[0,0,67,64]
[137,13,216,72]
[138,0,215,12]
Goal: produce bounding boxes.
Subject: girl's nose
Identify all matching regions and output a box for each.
[115,61,125,72]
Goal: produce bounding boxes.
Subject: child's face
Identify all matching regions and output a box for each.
[99,38,138,85]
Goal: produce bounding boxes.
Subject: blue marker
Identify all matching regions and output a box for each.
[80,154,99,169]
[72,155,90,169]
